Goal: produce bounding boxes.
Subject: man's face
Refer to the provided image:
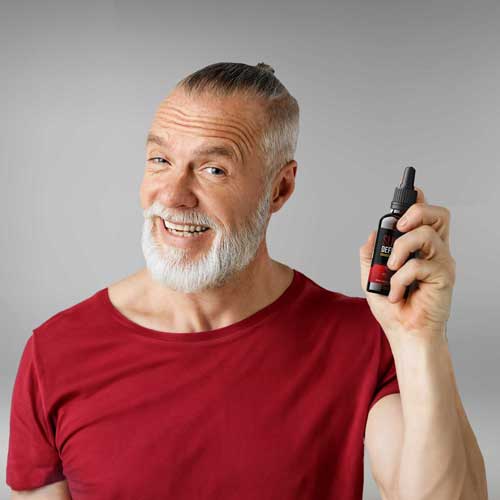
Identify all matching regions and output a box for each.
[139,88,275,293]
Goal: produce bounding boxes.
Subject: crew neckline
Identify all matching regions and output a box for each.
[97,268,303,345]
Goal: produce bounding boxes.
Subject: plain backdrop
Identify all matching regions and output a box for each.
[1,0,499,497]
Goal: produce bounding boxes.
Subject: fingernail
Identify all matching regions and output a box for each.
[398,216,408,227]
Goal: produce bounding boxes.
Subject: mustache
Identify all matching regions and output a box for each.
[144,201,213,227]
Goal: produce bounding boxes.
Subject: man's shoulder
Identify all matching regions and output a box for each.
[299,269,370,314]
[297,270,380,342]
[31,270,144,344]
[32,287,104,340]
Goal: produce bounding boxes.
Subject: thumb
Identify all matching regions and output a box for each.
[359,230,377,290]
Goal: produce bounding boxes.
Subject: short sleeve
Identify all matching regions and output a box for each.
[368,324,400,412]
[6,335,65,491]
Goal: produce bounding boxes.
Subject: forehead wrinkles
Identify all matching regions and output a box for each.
[154,104,260,161]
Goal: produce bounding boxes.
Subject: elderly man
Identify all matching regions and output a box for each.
[7,62,487,499]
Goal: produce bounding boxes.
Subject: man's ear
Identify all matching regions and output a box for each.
[270,160,297,213]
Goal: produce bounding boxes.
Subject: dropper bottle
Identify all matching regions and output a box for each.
[366,166,418,298]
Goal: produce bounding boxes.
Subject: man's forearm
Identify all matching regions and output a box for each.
[389,327,487,500]
[448,343,488,500]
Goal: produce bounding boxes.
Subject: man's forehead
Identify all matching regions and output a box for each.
[149,92,264,161]
[157,89,262,122]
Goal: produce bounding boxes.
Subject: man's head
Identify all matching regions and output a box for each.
[140,62,299,293]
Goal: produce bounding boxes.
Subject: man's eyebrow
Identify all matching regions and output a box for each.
[146,133,167,147]
[146,133,238,162]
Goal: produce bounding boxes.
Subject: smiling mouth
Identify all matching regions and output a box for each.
[159,218,212,238]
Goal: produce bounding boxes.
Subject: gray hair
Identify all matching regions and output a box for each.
[175,62,300,187]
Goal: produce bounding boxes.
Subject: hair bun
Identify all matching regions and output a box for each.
[256,62,275,75]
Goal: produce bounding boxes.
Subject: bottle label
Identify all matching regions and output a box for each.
[368,227,398,285]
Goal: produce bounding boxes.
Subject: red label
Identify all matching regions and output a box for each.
[368,263,394,285]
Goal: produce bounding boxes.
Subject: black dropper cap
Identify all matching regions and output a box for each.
[390,166,417,211]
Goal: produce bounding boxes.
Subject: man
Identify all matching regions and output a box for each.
[6,62,487,499]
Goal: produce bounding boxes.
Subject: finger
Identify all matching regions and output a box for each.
[388,258,452,302]
[360,230,377,262]
[388,224,449,269]
[395,202,451,247]
[415,186,426,204]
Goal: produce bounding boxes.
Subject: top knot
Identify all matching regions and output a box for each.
[256,62,275,75]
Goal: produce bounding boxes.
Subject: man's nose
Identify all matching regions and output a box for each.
[158,167,198,208]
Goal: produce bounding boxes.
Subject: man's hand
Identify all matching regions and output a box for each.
[359,186,456,343]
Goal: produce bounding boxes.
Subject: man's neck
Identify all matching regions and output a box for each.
[110,258,294,334]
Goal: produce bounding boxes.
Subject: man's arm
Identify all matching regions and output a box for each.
[365,331,488,500]
[442,338,488,500]
[10,479,71,500]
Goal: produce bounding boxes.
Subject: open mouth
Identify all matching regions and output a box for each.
[161,218,211,238]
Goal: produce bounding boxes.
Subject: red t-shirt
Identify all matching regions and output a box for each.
[6,269,399,499]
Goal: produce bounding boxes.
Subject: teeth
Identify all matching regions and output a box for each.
[162,218,209,232]
[167,227,207,237]
[162,218,209,236]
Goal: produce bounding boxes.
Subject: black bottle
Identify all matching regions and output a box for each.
[366,166,418,298]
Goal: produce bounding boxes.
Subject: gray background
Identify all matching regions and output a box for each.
[1,0,499,497]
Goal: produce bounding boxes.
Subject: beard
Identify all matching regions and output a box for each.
[140,179,273,293]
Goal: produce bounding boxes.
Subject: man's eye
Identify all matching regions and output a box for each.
[204,166,226,176]
[149,157,168,164]
[147,159,225,177]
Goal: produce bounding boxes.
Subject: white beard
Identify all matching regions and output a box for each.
[141,181,273,293]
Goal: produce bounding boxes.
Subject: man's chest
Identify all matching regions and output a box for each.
[53,350,362,499]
